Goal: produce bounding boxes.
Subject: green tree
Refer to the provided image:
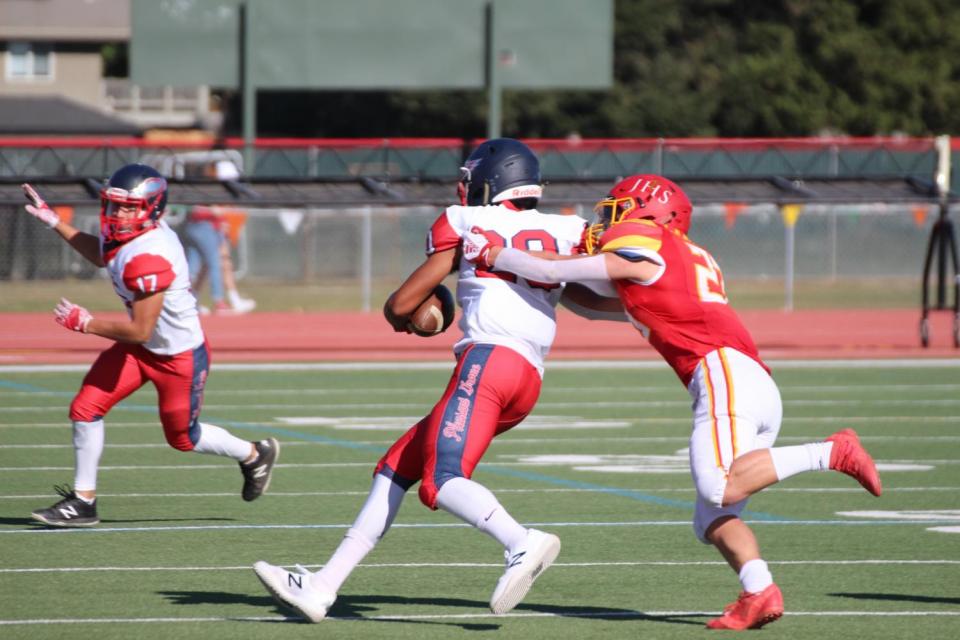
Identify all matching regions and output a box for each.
[244,0,960,137]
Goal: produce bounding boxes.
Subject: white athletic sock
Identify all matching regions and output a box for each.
[73,420,104,492]
[435,477,528,552]
[314,474,406,593]
[769,442,833,481]
[192,422,253,460]
[739,558,773,593]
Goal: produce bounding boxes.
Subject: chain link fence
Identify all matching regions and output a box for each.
[0,200,937,310]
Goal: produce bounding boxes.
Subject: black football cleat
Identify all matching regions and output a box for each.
[31,484,99,527]
[240,438,280,501]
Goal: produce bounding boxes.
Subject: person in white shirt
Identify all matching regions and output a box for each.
[21,163,279,528]
[252,138,592,622]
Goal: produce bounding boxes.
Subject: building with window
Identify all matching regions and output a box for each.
[0,0,213,133]
[0,0,127,109]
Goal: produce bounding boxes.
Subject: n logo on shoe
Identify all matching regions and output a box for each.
[288,573,302,589]
[253,465,268,479]
[58,506,78,519]
[506,551,526,569]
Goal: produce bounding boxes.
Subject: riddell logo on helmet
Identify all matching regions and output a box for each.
[505,186,542,199]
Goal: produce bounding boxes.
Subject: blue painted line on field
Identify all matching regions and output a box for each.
[0,379,49,392]
[478,466,783,521]
[183,419,783,521]
[3,379,784,520]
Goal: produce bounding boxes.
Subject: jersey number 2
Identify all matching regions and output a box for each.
[687,244,728,303]
[477,229,560,290]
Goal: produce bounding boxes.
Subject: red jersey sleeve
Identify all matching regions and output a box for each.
[426,210,460,255]
[122,253,175,294]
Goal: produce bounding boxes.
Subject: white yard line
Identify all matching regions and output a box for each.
[2,457,959,473]
[6,434,960,449]
[4,416,960,429]
[6,382,960,397]
[2,519,959,535]
[4,398,960,411]
[2,558,958,574]
[1,486,954,500]
[2,358,959,374]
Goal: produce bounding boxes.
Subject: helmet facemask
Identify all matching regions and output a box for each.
[99,176,167,243]
[594,175,693,236]
[457,163,486,206]
[582,196,644,254]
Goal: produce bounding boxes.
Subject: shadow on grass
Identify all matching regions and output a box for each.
[0,517,40,527]
[161,590,704,629]
[830,592,960,606]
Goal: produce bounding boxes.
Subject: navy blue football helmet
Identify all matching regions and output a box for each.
[458,138,542,207]
[99,163,168,243]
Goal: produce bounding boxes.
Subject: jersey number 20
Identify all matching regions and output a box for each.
[476,229,560,290]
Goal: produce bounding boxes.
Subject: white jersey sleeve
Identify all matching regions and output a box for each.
[439,204,586,374]
[105,220,204,355]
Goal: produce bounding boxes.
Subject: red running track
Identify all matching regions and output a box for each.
[0,308,956,365]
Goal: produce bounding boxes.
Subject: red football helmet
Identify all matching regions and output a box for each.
[99,163,168,244]
[591,174,693,243]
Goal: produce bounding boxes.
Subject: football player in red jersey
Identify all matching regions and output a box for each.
[21,164,279,528]
[463,174,883,630]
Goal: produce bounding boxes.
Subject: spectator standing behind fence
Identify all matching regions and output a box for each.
[184,159,256,314]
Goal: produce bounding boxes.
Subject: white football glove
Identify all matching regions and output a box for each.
[461,226,495,268]
[54,298,93,333]
[22,183,61,229]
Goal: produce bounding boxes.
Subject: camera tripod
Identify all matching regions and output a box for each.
[920,202,960,347]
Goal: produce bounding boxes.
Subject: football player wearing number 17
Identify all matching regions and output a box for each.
[22,164,279,528]
[253,139,613,621]
[463,174,883,631]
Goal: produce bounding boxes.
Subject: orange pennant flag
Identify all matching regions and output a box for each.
[724,202,747,229]
[218,208,248,247]
[912,206,928,228]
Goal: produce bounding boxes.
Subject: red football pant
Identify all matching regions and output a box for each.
[375,343,542,508]
[69,341,210,451]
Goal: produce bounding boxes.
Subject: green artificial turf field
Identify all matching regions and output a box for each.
[1,361,958,639]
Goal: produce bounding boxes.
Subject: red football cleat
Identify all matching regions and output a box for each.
[826,428,882,496]
[707,583,784,630]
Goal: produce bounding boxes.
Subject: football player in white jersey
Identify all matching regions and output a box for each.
[253,139,598,622]
[21,164,279,528]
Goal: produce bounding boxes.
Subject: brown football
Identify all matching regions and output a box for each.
[408,284,456,337]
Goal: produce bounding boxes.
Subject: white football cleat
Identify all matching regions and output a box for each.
[253,561,336,622]
[489,528,561,615]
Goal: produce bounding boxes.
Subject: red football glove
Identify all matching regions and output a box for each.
[22,183,61,229]
[461,226,496,268]
[54,298,93,333]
